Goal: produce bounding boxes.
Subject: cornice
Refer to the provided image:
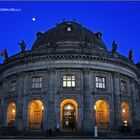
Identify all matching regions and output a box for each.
[0,49,139,77]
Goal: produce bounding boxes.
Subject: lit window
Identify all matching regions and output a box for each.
[67,27,71,32]
[7,103,16,125]
[96,76,106,89]
[64,104,74,110]
[8,80,16,92]
[63,75,75,87]
[32,76,43,88]
[121,81,127,92]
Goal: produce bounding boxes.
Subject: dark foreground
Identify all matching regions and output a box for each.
[1,127,140,139]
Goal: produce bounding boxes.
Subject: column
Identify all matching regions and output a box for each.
[1,79,7,126]
[82,68,93,132]
[130,78,138,129]
[22,74,28,130]
[16,72,24,131]
[0,97,4,126]
[113,72,122,130]
[46,68,56,131]
[42,71,48,130]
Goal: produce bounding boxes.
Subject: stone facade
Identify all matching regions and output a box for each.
[0,21,140,132]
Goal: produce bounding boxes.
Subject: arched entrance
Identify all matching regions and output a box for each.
[7,103,16,126]
[121,102,130,126]
[94,100,110,130]
[28,100,44,130]
[60,99,78,130]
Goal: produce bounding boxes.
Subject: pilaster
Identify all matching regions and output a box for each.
[130,78,138,129]
[113,72,122,130]
[46,68,56,131]
[16,72,25,131]
[82,68,93,132]
[2,79,7,126]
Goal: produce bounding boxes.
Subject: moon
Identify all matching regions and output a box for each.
[32,17,36,21]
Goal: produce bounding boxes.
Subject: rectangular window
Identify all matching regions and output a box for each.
[121,81,127,92]
[63,75,75,87]
[96,76,106,89]
[32,76,43,88]
[8,80,16,92]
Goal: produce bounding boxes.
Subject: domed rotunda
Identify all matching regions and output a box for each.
[0,20,140,133]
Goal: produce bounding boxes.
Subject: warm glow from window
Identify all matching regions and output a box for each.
[7,103,16,125]
[121,102,130,126]
[124,120,128,126]
[42,106,44,111]
[12,109,15,113]
[67,105,71,110]
[28,100,44,129]
[95,100,109,129]
[124,120,127,123]
[60,99,78,129]
[64,104,74,110]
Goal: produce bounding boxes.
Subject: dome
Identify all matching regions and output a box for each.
[32,21,106,51]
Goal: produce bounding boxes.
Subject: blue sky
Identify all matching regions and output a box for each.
[0,1,140,63]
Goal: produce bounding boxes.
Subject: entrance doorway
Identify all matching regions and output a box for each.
[60,99,78,130]
[63,104,75,129]
[28,100,44,130]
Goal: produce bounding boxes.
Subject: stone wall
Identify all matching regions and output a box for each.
[0,60,139,132]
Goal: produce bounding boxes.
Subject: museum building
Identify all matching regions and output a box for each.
[0,20,140,132]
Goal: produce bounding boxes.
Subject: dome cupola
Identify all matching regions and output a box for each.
[32,21,106,51]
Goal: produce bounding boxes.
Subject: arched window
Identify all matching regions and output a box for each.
[7,103,16,126]
[121,102,130,126]
[28,100,44,130]
[94,100,110,129]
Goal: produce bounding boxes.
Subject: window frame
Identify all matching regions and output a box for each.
[63,75,76,88]
[121,80,127,92]
[95,76,106,89]
[32,76,43,89]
